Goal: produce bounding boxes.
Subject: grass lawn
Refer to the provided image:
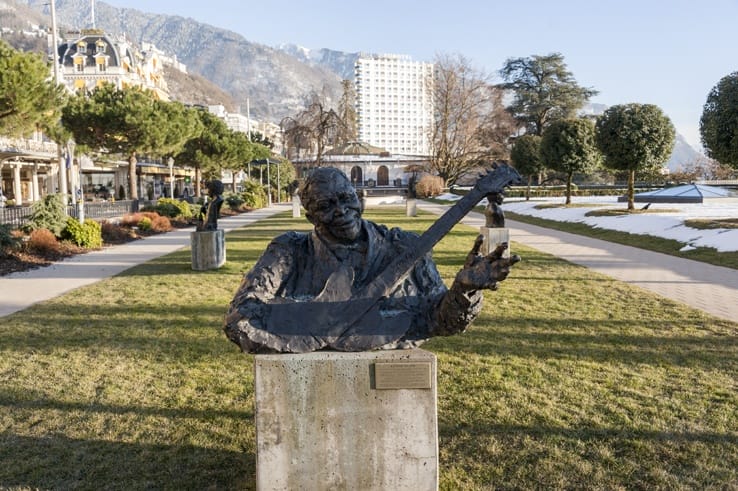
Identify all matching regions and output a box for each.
[1,208,736,489]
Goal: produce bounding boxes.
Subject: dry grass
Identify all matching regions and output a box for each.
[585,207,682,217]
[685,217,738,229]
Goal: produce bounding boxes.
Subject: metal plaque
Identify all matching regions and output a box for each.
[374,362,432,390]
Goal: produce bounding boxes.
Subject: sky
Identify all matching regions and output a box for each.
[106,0,738,150]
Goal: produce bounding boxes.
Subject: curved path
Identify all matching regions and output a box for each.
[419,202,738,323]
[0,204,290,318]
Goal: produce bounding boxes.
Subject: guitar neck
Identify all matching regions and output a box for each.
[361,186,486,299]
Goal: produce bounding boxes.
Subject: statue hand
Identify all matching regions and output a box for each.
[455,235,520,291]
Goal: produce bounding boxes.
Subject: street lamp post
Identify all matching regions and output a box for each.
[267,162,272,207]
[167,157,174,198]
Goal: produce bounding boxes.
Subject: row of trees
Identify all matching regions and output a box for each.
[511,104,676,210]
[0,39,279,201]
[278,50,738,211]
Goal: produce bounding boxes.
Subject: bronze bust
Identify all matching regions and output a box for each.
[224,166,521,353]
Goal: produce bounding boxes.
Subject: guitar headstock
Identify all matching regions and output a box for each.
[475,163,522,196]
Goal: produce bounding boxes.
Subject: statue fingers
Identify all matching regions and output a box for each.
[465,235,485,267]
[486,242,508,260]
[471,234,484,254]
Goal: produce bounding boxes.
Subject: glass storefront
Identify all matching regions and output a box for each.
[82,172,116,200]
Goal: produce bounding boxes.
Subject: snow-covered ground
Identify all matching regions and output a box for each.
[436,194,738,253]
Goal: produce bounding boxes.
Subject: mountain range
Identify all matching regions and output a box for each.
[6,0,704,169]
[19,0,348,122]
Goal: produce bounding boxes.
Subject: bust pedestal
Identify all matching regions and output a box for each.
[190,229,225,270]
[406,197,417,217]
[254,349,438,490]
[480,226,510,258]
[292,194,301,218]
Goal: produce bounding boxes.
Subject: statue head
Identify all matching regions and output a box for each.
[300,167,363,245]
[206,180,225,198]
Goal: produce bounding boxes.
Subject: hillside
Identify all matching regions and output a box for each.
[22,0,342,123]
[163,65,236,111]
[0,0,47,52]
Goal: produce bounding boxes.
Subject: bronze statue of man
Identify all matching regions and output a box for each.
[197,180,224,231]
[224,167,519,354]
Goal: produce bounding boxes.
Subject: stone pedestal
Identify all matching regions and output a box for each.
[190,229,225,270]
[254,349,438,491]
[406,198,417,217]
[292,194,301,218]
[480,226,510,258]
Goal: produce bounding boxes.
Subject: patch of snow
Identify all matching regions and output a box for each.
[499,196,738,252]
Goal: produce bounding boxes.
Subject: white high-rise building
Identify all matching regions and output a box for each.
[355,54,434,156]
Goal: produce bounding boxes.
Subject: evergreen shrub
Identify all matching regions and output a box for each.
[240,181,267,209]
[225,193,245,210]
[137,216,152,231]
[0,223,22,255]
[62,217,102,248]
[152,198,192,218]
[24,194,67,236]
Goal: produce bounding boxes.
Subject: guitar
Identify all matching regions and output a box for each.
[263,163,522,352]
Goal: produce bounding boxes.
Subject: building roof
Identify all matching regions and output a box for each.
[626,184,738,203]
[325,141,388,157]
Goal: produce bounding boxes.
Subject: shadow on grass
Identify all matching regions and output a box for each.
[1,303,238,362]
[427,316,738,369]
[0,432,255,490]
[438,421,738,446]
[0,389,253,421]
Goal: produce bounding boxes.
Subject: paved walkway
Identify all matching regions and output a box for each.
[2,201,736,323]
[419,202,738,323]
[0,204,291,318]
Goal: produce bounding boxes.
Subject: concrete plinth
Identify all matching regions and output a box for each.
[254,349,438,491]
[480,226,510,258]
[190,229,225,270]
[406,198,417,217]
[292,195,301,218]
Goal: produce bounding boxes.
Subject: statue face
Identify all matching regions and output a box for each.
[305,177,362,244]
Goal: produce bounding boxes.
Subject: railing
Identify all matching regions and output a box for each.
[66,200,139,220]
[1,200,139,228]
[0,206,34,228]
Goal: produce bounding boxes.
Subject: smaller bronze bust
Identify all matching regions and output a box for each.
[197,180,225,231]
[484,192,505,228]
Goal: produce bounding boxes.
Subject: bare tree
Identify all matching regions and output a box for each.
[429,53,518,186]
[282,91,345,165]
[475,86,520,162]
